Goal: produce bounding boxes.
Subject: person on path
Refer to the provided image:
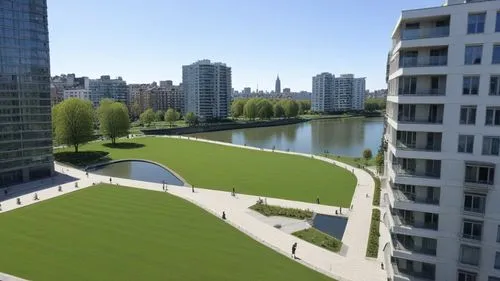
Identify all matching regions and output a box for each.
[316,196,320,204]
[292,242,297,259]
[109,177,112,184]
[222,211,226,220]
[232,187,235,197]
[192,185,195,193]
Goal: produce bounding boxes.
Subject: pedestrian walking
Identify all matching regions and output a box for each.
[34,193,38,201]
[232,187,235,197]
[222,211,226,220]
[109,177,112,184]
[316,196,320,204]
[192,185,195,193]
[339,207,342,214]
[292,242,298,259]
[86,172,88,177]
[58,185,62,192]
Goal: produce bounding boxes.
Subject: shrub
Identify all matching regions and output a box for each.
[366,208,380,258]
[364,168,381,206]
[293,228,342,253]
[249,204,313,219]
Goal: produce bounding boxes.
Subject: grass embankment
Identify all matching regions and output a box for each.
[366,209,381,258]
[56,137,356,207]
[293,228,342,253]
[0,186,332,281]
[250,204,313,219]
[325,155,375,168]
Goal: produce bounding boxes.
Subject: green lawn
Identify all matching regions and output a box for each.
[0,186,332,281]
[57,137,356,207]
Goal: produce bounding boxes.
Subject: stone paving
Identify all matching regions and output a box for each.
[0,137,388,281]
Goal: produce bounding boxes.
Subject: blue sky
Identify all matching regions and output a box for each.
[47,0,442,91]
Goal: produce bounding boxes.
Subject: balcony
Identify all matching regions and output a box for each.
[399,55,447,68]
[392,158,441,179]
[392,185,440,206]
[392,210,438,231]
[464,163,495,189]
[395,132,442,152]
[393,234,437,256]
[397,104,444,125]
[401,26,450,40]
[392,258,436,281]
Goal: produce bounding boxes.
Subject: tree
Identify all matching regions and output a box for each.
[175,111,181,121]
[243,98,258,120]
[362,148,373,164]
[155,110,165,122]
[231,100,246,118]
[256,99,273,119]
[365,98,386,111]
[98,101,130,145]
[185,112,197,126]
[375,153,384,174]
[139,108,155,126]
[283,100,299,118]
[53,98,94,152]
[131,102,141,120]
[273,103,285,118]
[165,108,178,127]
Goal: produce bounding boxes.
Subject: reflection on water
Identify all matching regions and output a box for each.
[90,161,184,186]
[312,214,347,240]
[189,117,384,157]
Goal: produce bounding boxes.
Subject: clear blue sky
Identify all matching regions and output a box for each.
[47,0,442,92]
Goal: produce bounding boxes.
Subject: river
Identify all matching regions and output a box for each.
[189,117,384,157]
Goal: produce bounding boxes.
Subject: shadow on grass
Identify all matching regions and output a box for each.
[54,151,110,167]
[102,142,145,149]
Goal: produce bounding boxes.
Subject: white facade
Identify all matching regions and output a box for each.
[182,60,231,120]
[384,1,500,281]
[63,89,90,100]
[311,73,366,113]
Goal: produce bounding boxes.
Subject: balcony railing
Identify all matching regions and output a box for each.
[399,56,448,68]
[461,232,481,241]
[401,26,450,40]
[392,189,440,205]
[392,238,437,255]
[396,141,441,152]
[392,214,438,230]
[397,116,443,124]
[392,165,441,179]
[392,263,436,280]
[397,88,446,96]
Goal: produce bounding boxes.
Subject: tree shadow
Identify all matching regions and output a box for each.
[102,142,145,149]
[54,151,110,167]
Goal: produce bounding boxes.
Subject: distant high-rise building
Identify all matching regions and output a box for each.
[159,80,173,89]
[283,88,291,94]
[275,75,281,94]
[89,76,128,106]
[0,0,54,186]
[182,60,231,120]
[243,87,251,95]
[311,73,365,112]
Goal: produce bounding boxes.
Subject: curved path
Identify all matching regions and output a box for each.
[0,137,387,281]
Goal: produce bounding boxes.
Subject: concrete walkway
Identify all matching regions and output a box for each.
[0,137,387,281]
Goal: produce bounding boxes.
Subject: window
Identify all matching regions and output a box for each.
[464,193,486,213]
[491,76,500,96]
[497,12,500,32]
[496,252,500,269]
[458,135,475,153]
[463,76,480,95]
[463,220,482,240]
[459,270,477,281]
[493,45,500,64]
[468,13,486,34]
[465,45,483,65]
[486,107,500,126]
[460,106,477,125]
[497,225,500,242]
[465,164,495,185]
[488,277,500,281]
[483,136,500,156]
[460,245,481,266]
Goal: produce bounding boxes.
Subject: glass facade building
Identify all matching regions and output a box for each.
[0,0,53,187]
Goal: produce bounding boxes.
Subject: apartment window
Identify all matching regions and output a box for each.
[463,220,482,240]
[460,106,477,125]
[497,12,500,32]
[486,107,500,126]
[460,245,481,266]
[463,76,480,95]
[483,137,500,156]
[459,270,477,281]
[493,45,500,64]
[495,253,500,269]
[468,13,486,34]
[465,45,483,65]
[464,193,486,213]
[458,135,475,153]
[466,164,495,185]
[488,277,500,281]
[491,76,500,95]
[497,225,500,242]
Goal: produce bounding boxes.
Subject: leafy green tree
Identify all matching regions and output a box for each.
[53,98,94,152]
[363,148,373,164]
[365,98,386,111]
[375,153,384,173]
[256,99,273,119]
[98,101,130,145]
[175,111,181,121]
[155,110,165,122]
[165,108,178,127]
[243,98,258,120]
[231,99,246,118]
[283,100,299,118]
[140,108,155,126]
[185,112,197,126]
[131,102,141,119]
[273,103,285,118]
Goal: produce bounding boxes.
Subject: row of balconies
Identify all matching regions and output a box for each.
[386,104,444,125]
[388,75,447,97]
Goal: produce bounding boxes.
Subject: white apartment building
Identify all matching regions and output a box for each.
[384,1,500,281]
[182,60,231,120]
[311,73,365,112]
[63,89,90,100]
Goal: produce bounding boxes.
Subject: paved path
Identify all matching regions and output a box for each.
[1,137,387,281]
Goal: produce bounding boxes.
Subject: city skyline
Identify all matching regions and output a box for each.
[47,0,443,92]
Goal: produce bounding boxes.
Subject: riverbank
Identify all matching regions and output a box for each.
[140,111,383,136]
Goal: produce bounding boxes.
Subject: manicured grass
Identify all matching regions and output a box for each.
[366,209,381,258]
[325,155,375,168]
[0,185,332,281]
[250,203,313,219]
[293,228,342,253]
[57,137,356,207]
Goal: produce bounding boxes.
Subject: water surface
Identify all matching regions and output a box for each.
[312,214,348,240]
